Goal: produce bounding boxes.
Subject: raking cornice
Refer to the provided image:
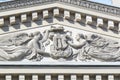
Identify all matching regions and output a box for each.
[0,0,120,16]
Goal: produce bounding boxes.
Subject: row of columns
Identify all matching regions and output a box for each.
[0,8,119,31]
[5,74,115,80]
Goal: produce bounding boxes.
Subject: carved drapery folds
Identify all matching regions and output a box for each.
[0,25,119,62]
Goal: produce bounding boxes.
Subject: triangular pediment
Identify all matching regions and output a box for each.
[0,0,119,64]
[0,0,120,77]
[0,24,119,63]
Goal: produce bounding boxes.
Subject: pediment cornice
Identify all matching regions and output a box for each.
[0,0,120,16]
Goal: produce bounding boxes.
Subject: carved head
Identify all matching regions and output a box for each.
[86,34,98,44]
[91,34,98,39]
[49,32,54,40]
[33,31,42,40]
[76,34,86,41]
[29,33,34,38]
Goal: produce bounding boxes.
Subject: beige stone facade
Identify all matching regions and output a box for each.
[0,0,120,80]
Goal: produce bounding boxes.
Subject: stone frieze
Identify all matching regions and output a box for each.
[0,25,119,62]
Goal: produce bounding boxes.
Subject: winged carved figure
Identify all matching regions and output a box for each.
[85,34,120,62]
[0,30,50,61]
[68,34,120,62]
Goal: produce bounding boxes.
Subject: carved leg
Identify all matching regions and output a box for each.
[37,49,50,57]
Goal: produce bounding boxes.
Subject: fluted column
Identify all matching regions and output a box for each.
[58,75,64,80]
[0,18,4,26]
[83,75,89,80]
[108,75,114,80]
[10,16,16,25]
[96,75,102,80]
[71,75,77,80]
[45,75,51,80]
[19,75,25,80]
[32,75,38,80]
[6,75,12,80]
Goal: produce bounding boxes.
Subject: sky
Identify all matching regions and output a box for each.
[90,0,112,5]
[0,0,112,5]
[0,0,11,2]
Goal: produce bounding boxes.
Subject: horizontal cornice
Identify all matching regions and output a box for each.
[1,62,120,67]
[0,0,120,16]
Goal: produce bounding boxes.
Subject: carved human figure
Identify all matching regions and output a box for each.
[25,30,50,61]
[0,30,50,61]
[67,33,90,61]
[48,26,73,59]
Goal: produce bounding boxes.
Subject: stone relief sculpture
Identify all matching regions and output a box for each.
[67,34,91,61]
[85,34,120,62]
[0,30,50,61]
[48,26,73,59]
[68,34,120,62]
[0,25,119,62]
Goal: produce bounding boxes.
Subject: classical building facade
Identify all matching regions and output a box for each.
[0,0,120,80]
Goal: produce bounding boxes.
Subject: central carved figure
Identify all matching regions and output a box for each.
[48,26,73,59]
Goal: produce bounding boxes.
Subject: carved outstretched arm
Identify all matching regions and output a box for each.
[41,30,50,43]
[68,41,86,49]
[37,49,50,57]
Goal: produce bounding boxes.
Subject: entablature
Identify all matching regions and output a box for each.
[0,7,120,37]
